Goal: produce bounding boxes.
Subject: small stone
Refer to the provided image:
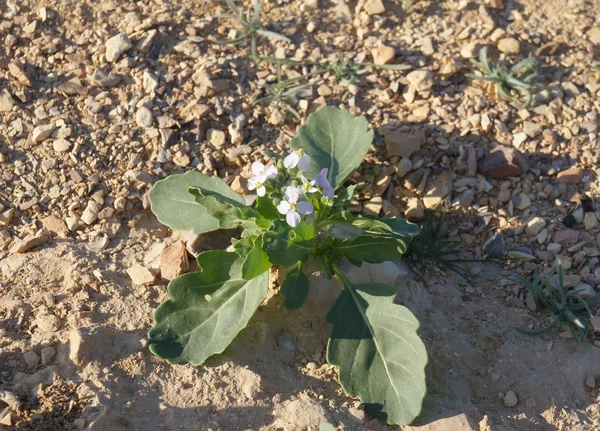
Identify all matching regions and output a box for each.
[383,130,424,158]
[52,138,71,152]
[364,0,385,15]
[523,121,542,138]
[506,250,535,261]
[127,266,157,285]
[406,69,434,92]
[371,45,395,64]
[552,229,579,245]
[41,216,69,236]
[0,89,15,112]
[584,212,598,231]
[591,316,600,333]
[105,33,132,62]
[317,84,332,96]
[483,233,506,258]
[0,208,15,227]
[0,230,12,250]
[498,37,520,55]
[396,158,412,178]
[306,362,318,370]
[573,283,595,299]
[32,124,55,142]
[504,391,518,407]
[588,27,600,45]
[10,232,50,254]
[159,241,189,281]
[586,376,596,389]
[423,170,453,209]
[512,132,528,149]
[135,107,153,128]
[57,78,89,96]
[81,201,100,225]
[479,146,529,179]
[404,198,424,222]
[525,217,546,236]
[230,176,248,194]
[41,346,56,365]
[23,351,40,368]
[207,129,227,148]
[460,41,481,59]
[363,197,382,216]
[90,68,121,88]
[515,192,531,210]
[557,167,583,184]
[35,314,61,332]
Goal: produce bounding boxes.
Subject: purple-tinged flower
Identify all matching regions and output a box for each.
[315,168,334,199]
[284,149,311,171]
[277,186,314,227]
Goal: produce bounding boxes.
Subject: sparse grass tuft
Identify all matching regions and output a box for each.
[515,265,600,343]
[466,46,548,109]
[216,0,290,59]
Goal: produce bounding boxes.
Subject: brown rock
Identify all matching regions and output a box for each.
[371,45,395,65]
[382,128,425,158]
[230,176,248,194]
[41,215,69,236]
[552,229,579,245]
[8,61,32,87]
[364,0,385,15]
[478,146,529,180]
[10,231,50,254]
[423,170,453,209]
[159,241,189,280]
[126,265,157,285]
[557,167,583,184]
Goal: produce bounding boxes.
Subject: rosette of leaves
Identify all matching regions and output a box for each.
[147,106,428,426]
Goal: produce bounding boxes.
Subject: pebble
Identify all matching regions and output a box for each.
[135,107,154,128]
[423,170,453,209]
[497,37,520,55]
[52,138,71,152]
[585,377,596,389]
[525,217,546,236]
[32,124,55,142]
[552,229,579,245]
[396,158,412,178]
[584,212,598,231]
[207,129,227,148]
[478,146,529,179]
[159,241,190,280]
[105,33,132,62]
[404,198,424,222]
[557,167,583,184]
[0,88,15,112]
[35,314,61,332]
[41,346,56,365]
[406,70,434,92]
[371,45,395,64]
[482,233,506,258]
[503,390,518,407]
[515,192,531,210]
[23,350,40,368]
[0,208,15,227]
[10,231,50,254]
[127,266,157,285]
[364,0,385,15]
[81,201,100,225]
[363,197,382,216]
[383,130,423,158]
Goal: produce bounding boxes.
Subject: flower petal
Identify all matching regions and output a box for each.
[257,186,266,197]
[315,168,329,187]
[297,154,311,171]
[265,165,278,179]
[283,153,299,169]
[277,200,291,215]
[284,186,299,203]
[296,201,314,215]
[286,210,301,227]
[251,161,265,176]
[323,185,335,199]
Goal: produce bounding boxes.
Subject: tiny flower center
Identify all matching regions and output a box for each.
[290,202,297,211]
[297,149,304,155]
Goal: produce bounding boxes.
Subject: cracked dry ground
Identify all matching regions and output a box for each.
[2,0,600,429]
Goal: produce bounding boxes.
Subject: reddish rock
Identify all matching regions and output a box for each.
[159,241,189,280]
[552,229,579,245]
[478,146,529,180]
[557,167,584,184]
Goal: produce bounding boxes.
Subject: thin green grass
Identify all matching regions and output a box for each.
[465,47,548,109]
[515,265,600,343]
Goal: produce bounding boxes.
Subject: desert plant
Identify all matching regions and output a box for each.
[147,107,428,426]
[466,46,548,109]
[515,265,600,343]
[215,0,290,59]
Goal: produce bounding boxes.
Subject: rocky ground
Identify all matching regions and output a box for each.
[1,0,600,429]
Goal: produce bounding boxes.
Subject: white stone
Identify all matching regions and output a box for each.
[135,107,153,128]
[105,33,132,62]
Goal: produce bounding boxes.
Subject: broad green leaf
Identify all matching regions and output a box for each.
[241,235,271,280]
[148,252,268,365]
[337,234,408,266]
[189,187,268,230]
[379,218,419,243]
[290,106,374,189]
[328,212,418,244]
[281,262,309,310]
[327,274,427,425]
[255,195,280,220]
[149,171,244,234]
[262,220,316,268]
[332,184,357,208]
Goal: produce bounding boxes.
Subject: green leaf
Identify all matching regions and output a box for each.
[328,212,418,244]
[255,195,280,220]
[290,107,374,189]
[189,187,268,230]
[332,185,357,208]
[281,262,309,310]
[262,220,316,268]
[379,218,419,243]
[337,234,408,266]
[149,171,244,234]
[148,251,268,365]
[241,235,271,280]
[326,272,427,425]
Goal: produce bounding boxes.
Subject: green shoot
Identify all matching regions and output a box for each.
[515,265,600,343]
[216,0,290,59]
[465,46,548,109]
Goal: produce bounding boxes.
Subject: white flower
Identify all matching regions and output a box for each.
[315,168,334,199]
[248,162,278,197]
[298,175,318,195]
[277,186,314,227]
[284,149,311,171]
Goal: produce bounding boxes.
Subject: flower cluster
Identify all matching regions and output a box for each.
[248,149,334,227]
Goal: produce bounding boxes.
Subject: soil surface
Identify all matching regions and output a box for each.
[1,0,600,430]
